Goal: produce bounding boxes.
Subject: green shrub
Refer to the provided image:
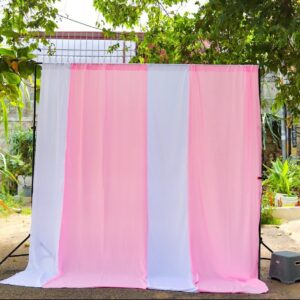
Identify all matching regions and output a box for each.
[8,128,33,176]
[0,128,33,214]
[0,128,33,196]
[261,191,282,225]
[261,209,282,225]
[0,151,18,193]
[263,158,300,196]
[5,128,33,194]
[0,192,23,216]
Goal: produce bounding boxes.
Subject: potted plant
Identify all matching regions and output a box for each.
[263,158,300,207]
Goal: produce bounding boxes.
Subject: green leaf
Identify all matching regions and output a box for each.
[282,160,289,176]
[18,61,35,78]
[0,99,9,142]
[0,61,10,72]
[0,48,16,57]
[296,75,300,90]
[17,105,22,124]
[21,82,31,107]
[16,47,31,58]
[2,71,21,84]
[36,64,42,79]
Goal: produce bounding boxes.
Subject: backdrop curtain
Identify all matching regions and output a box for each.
[1,64,268,294]
[189,65,266,293]
[1,64,70,287]
[147,65,195,291]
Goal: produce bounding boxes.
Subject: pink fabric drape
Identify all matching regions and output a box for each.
[189,65,267,293]
[45,64,148,288]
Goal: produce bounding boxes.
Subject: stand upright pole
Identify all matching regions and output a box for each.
[281,105,287,160]
[31,63,38,198]
[258,66,263,279]
[258,66,274,279]
[0,62,39,266]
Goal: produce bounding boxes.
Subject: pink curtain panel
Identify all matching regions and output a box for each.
[1,64,268,294]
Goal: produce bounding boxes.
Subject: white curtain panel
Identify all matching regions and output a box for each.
[2,64,70,287]
[147,65,195,291]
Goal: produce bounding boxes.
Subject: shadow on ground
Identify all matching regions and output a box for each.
[0,215,300,299]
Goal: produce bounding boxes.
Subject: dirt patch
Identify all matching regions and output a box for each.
[0,215,300,299]
[280,220,300,247]
[0,215,30,248]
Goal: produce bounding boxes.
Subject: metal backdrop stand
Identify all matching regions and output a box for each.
[1,63,272,279]
[258,66,273,279]
[0,62,39,266]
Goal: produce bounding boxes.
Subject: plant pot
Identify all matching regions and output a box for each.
[272,206,300,221]
[274,193,299,207]
[17,175,32,196]
[22,185,32,197]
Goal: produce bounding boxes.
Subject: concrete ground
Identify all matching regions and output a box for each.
[0,215,300,299]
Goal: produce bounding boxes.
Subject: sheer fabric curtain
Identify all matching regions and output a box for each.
[1,64,70,287]
[1,64,268,294]
[147,65,195,291]
[46,65,148,288]
[189,65,265,293]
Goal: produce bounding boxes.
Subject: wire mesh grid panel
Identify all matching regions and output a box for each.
[32,32,137,64]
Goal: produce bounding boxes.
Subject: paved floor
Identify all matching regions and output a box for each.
[0,215,300,299]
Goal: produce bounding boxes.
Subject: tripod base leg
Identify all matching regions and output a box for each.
[259,238,273,279]
[0,234,30,266]
[260,238,273,254]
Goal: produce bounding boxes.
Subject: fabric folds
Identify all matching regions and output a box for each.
[1,64,268,294]
[2,64,70,287]
[188,65,267,293]
[147,65,195,291]
[45,65,148,288]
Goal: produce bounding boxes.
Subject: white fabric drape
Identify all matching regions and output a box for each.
[2,64,70,287]
[147,65,195,291]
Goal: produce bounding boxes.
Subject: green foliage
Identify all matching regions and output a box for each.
[0,128,33,214]
[21,207,32,215]
[197,0,300,117]
[262,112,281,151]
[0,151,20,216]
[0,128,33,197]
[94,0,183,28]
[0,152,21,195]
[0,0,58,140]
[261,191,282,225]
[0,47,40,140]
[286,158,300,195]
[0,0,59,48]
[261,209,282,225]
[93,0,202,63]
[263,158,300,195]
[8,128,33,178]
[0,192,24,216]
[93,0,300,115]
[0,151,18,192]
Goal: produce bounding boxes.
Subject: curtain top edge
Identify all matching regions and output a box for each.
[41,63,258,73]
[40,63,259,68]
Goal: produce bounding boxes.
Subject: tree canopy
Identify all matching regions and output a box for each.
[0,0,58,139]
[94,0,300,116]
